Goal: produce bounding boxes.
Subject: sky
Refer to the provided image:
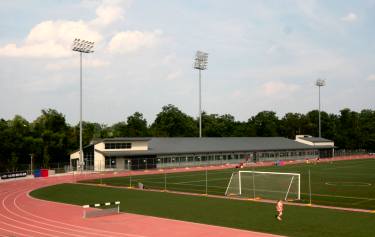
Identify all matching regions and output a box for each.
[0,0,374,125]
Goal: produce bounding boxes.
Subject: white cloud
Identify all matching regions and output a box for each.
[266,44,280,54]
[107,30,162,53]
[0,19,102,58]
[165,70,181,81]
[231,89,243,98]
[341,13,358,22]
[0,41,71,58]
[0,0,163,59]
[0,0,127,58]
[90,1,128,27]
[367,74,375,81]
[261,81,299,96]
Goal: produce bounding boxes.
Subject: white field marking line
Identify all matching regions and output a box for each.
[0,223,39,237]
[86,172,374,206]
[352,198,374,206]
[130,177,294,195]
[126,172,206,182]
[173,177,228,185]
[1,188,86,237]
[24,186,148,237]
[131,175,203,183]
[131,170,233,182]
[321,161,375,171]
[155,177,374,202]
[136,179,228,190]
[313,169,375,177]
[300,191,375,202]
[239,187,295,195]
[325,182,372,187]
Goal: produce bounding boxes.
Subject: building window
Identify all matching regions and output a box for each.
[105,157,116,168]
[105,143,132,149]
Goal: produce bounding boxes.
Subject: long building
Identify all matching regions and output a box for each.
[70,136,334,171]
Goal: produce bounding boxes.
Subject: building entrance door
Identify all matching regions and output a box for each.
[124,159,132,170]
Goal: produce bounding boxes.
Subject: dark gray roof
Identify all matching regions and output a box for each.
[299,137,333,143]
[100,137,315,157]
[102,137,151,142]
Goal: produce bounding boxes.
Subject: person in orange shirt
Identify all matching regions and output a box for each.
[275,200,284,221]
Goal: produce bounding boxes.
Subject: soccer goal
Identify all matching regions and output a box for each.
[225,171,300,201]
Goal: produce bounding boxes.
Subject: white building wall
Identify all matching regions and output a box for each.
[70,151,80,160]
[116,158,125,170]
[295,138,314,146]
[131,141,148,150]
[315,142,334,146]
[96,142,105,151]
[95,141,148,152]
[94,151,105,171]
[93,141,149,171]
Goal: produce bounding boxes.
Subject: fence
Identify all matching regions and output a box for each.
[1,151,373,177]
[85,156,375,211]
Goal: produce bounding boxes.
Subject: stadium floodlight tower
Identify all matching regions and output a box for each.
[72,38,95,172]
[315,79,326,138]
[194,51,208,138]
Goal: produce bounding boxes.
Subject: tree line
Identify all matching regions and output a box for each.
[1,105,374,171]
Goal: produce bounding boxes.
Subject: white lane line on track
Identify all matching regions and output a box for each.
[0,223,31,237]
[17,188,147,237]
[1,188,86,237]
[0,220,57,237]
[9,179,148,237]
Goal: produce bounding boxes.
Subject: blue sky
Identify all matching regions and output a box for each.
[0,0,374,125]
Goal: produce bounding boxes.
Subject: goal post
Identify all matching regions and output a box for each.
[225,171,300,201]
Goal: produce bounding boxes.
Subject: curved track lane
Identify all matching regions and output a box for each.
[0,173,282,237]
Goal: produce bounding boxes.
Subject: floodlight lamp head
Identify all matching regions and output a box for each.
[315,79,326,87]
[194,50,208,70]
[72,38,95,53]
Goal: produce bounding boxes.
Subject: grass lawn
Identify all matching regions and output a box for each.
[80,158,375,210]
[31,183,375,237]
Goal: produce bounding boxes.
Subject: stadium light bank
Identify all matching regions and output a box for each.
[72,39,95,172]
[194,51,208,138]
[315,79,326,138]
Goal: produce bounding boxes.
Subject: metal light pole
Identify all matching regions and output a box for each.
[29,154,33,175]
[194,51,208,138]
[72,39,94,172]
[315,79,326,137]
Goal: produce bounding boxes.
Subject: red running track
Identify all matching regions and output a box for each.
[0,173,283,237]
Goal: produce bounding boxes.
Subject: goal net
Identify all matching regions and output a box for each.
[225,171,300,201]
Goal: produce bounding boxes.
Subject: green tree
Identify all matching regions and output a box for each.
[32,109,70,167]
[359,110,375,150]
[151,104,197,136]
[9,152,19,172]
[250,111,280,137]
[202,113,237,137]
[335,109,361,149]
[112,122,128,137]
[1,116,31,170]
[127,112,149,137]
[279,113,305,139]
[232,121,256,137]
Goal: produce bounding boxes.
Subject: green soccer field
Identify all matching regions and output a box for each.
[31,181,375,237]
[80,158,375,210]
